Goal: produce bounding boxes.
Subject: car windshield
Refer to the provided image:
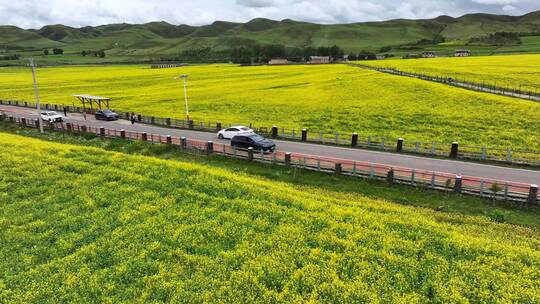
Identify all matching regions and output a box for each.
[47,112,58,116]
[249,134,265,142]
[240,127,251,131]
[103,110,114,114]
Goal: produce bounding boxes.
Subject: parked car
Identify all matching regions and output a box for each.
[40,111,63,123]
[95,109,119,121]
[231,134,276,152]
[217,126,254,139]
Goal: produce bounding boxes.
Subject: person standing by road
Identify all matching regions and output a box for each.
[131,114,136,125]
[63,107,67,117]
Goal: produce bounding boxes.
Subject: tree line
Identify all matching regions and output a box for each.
[81,50,106,58]
[43,48,64,55]
[0,54,20,61]
[156,44,394,63]
[468,32,522,46]
[229,44,346,64]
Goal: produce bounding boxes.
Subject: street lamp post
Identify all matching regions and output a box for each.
[29,58,44,133]
[180,74,189,121]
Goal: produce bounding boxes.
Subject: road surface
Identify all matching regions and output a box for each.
[1,104,539,185]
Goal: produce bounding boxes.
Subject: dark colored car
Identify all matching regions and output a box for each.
[95,109,119,121]
[231,134,276,152]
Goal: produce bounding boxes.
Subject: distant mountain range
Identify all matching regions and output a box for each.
[1,11,540,59]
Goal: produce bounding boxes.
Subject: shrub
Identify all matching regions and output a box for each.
[487,210,506,223]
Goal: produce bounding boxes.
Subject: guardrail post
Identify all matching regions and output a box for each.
[207,141,214,155]
[181,137,187,149]
[248,147,254,161]
[166,135,172,144]
[141,132,148,141]
[528,185,538,205]
[387,169,394,184]
[216,122,222,131]
[301,129,307,142]
[397,138,404,153]
[285,152,291,166]
[188,120,194,129]
[120,129,126,138]
[99,127,105,137]
[351,133,358,147]
[271,126,278,138]
[335,163,342,174]
[454,175,462,193]
[450,142,459,158]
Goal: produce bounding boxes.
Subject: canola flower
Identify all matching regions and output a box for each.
[359,53,540,89]
[0,131,539,303]
[0,63,539,150]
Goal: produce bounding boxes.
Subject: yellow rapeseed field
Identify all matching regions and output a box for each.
[359,54,540,89]
[0,63,539,150]
[0,131,539,302]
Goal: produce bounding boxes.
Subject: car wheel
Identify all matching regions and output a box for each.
[218,134,224,139]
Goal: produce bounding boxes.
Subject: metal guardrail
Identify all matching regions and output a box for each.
[1,112,538,205]
[1,99,539,167]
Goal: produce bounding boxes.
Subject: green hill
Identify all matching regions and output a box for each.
[1,11,540,63]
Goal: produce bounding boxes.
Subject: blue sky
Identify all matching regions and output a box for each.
[1,0,539,29]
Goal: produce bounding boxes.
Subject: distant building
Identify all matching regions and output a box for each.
[268,59,288,65]
[454,50,471,57]
[422,51,436,58]
[309,56,331,64]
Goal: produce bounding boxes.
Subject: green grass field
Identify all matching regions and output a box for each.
[1,63,540,151]
[360,53,540,90]
[1,127,539,302]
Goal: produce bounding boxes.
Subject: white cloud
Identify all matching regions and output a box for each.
[0,0,538,29]
[502,5,518,12]
[473,0,518,4]
[237,0,276,8]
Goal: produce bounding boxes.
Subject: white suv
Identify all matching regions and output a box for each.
[40,111,63,123]
[217,126,254,139]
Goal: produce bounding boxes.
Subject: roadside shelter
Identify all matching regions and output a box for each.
[73,94,111,113]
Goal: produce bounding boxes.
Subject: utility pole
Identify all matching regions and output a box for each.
[29,58,44,133]
[180,74,189,121]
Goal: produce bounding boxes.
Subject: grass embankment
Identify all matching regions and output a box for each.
[1,64,540,151]
[0,124,539,302]
[359,53,540,89]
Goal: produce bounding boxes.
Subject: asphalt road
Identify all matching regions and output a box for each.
[2,104,539,185]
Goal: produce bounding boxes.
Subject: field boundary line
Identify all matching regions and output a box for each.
[349,63,540,102]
